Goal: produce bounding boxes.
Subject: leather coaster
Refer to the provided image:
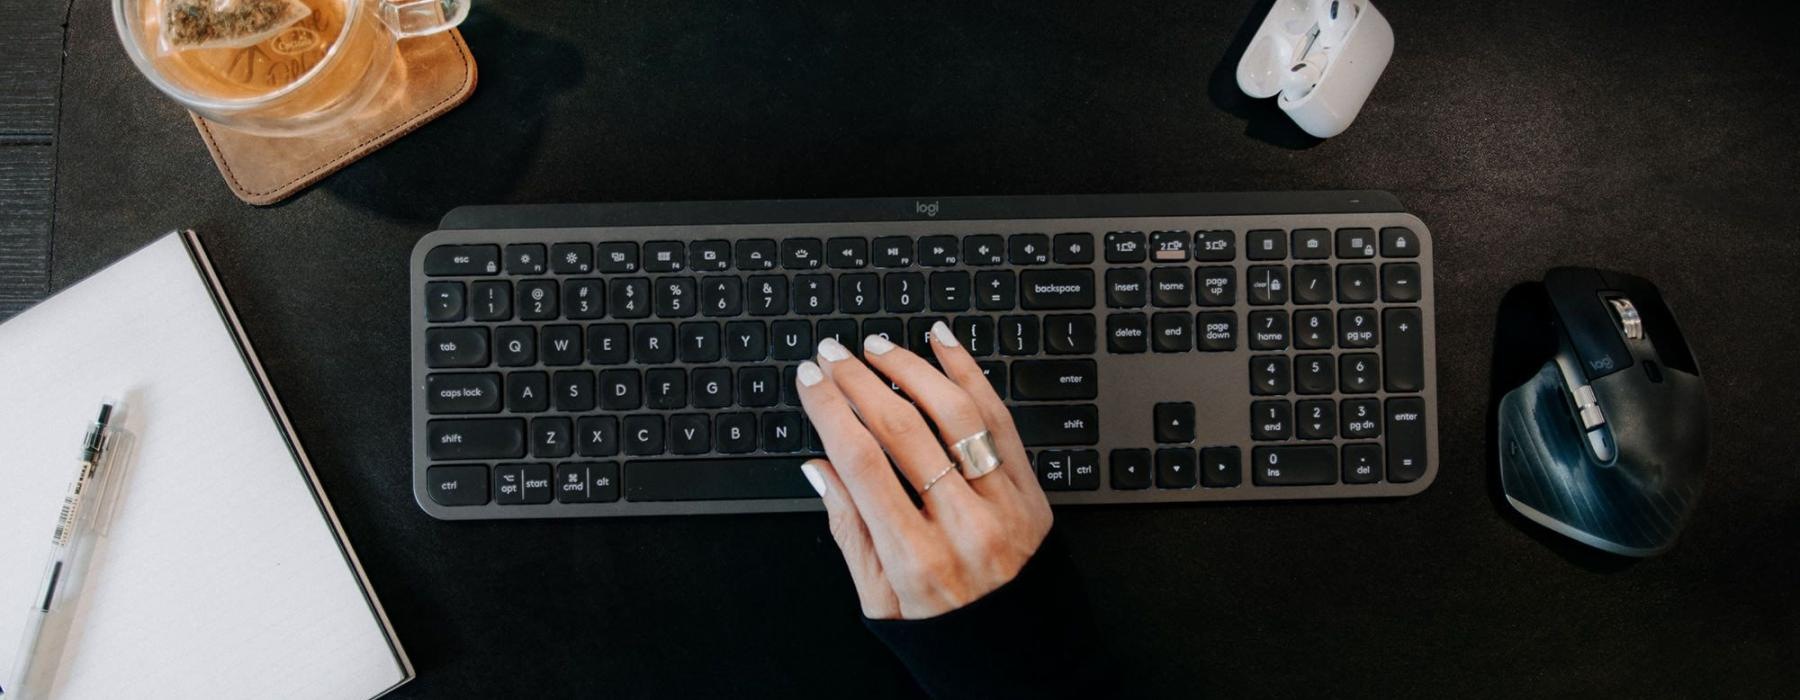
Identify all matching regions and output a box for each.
[191,29,478,206]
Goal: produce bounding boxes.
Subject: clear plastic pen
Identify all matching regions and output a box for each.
[3,404,124,700]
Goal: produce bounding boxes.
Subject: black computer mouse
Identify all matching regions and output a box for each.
[1496,267,1708,556]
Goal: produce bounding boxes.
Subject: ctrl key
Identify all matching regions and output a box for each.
[426,465,490,506]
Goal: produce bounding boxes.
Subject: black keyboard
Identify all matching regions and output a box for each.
[410,192,1440,519]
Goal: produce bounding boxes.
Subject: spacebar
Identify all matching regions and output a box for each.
[624,457,823,501]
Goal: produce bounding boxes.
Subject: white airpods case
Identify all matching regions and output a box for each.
[1235,0,1394,139]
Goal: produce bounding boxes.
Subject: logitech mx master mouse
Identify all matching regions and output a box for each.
[1497,268,1708,557]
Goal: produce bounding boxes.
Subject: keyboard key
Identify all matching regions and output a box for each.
[1291,265,1332,304]
[624,458,819,501]
[952,316,996,356]
[426,373,502,414]
[1154,402,1195,443]
[1341,398,1381,438]
[1342,444,1382,484]
[470,280,512,321]
[906,317,946,354]
[1294,309,1333,349]
[929,271,971,311]
[1336,228,1376,258]
[872,237,915,267]
[1384,308,1426,392]
[506,372,548,412]
[839,274,881,314]
[1252,446,1337,486]
[1111,449,1153,489]
[644,241,685,272]
[541,325,582,365]
[669,414,711,454]
[532,417,574,458]
[919,236,960,267]
[1156,448,1197,488]
[1382,262,1422,302]
[762,412,806,453]
[578,416,620,456]
[1246,266,1287,305]
[556,462,621,503]
[715,412,758,453]
[655,277,696,318]
[1381,227,1420,257]
[963,235,1005,265]
[493,463,553,505]
[723,321,768,362]
[1296,399,1336,439]
[781,241,824,271]
[600,369,643,410]
[1190,230,1232,261]
[563,279,606,319]
[552,242,595,274]
[884,272,926,312]
[1053,233,1095,264]
[1339,353,1380,393]
[974,270,1016,310]
[1150,267,1192,307]
[426,282,465,322]
[1339,308,1378,348]
[1020,269,1095,310]
[1104,232,1146,263]
[737,239,779,270]
[1201,447,1242,487]
[1106,268,1148,308]
[1386,398,1427,482]
[688,240,732,271]
[738,366,782,407]
[1195,266,1237,306]
[595,242,639,272]
[1246,229,1286,260]
[1011,404,1099,446]
[1010,234,1051,265]
[634,324,675,364]
[1034,451,1079,491]
[998,316,1039,355]
[425,245,499,276]
[1107,313,1148,354]
[427,418,525,460]
[552,370,596,411]
[426,327,489,368]
[1251,400,1292,441]
[747,276,789,315]
[505,244,547,275]
[645,368,687,409]
[817,319,860,353]
[864,318,905,349]
[1248,310,1289,350]
[1152,312,1193,352]
[608,278,651,318]
[692,367,734,408]
[770,320,812,361]
[1197,311,1237,351]
[1251,355,1290,395]
[1291,228,1331,259]
[1149,230,1190,262]
[794,275,835,314]
[700,277,743,317]
[1295,354,1335,394]
[517,280,559,320]
[977,361,1007,398]
[495,326,536,366]
[586,324,629,364]
[1043,314,1096,355]
[1012,360,1099,401]
[1338,264,1378,303]
[426,465,489,506]
[624,415,666,456]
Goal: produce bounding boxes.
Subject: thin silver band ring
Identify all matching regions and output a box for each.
[920,463,958,492]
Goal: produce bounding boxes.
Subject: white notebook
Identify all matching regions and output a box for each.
[0,233,411,699]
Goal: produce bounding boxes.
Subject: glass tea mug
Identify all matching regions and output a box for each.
[112,0,471,136]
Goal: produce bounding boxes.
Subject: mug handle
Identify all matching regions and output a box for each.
[380,0,471,39]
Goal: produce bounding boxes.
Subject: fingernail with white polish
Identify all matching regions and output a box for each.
[800,461,829,497]
[797,361,824,387]
[818,337,851,362]
[863,334,897,355]
[931,321,960,347]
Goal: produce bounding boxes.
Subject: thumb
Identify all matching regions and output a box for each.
[803,459,900,620]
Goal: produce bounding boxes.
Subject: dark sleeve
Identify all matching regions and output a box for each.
[864,530,1106,700]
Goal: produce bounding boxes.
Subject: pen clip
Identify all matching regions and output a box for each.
[89,426,134,538]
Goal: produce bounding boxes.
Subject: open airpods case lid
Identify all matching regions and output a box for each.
[1234,0,1394,138]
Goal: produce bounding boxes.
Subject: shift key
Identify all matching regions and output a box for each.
[428,418,526,460]
[1011,404,1099,446]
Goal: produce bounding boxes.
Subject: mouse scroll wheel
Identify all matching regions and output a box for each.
[1608,297,1644,340]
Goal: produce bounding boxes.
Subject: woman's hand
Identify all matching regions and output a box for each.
[795,321,1053,620]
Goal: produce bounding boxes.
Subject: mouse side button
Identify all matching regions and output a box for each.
[1543,268,1635,381]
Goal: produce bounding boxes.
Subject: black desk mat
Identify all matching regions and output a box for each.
[51,0,1799,696]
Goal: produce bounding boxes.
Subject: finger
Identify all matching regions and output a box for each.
[926,321,1040,496]
[815,338,979,506]
[859,330,1015,502]
[795,360,927,547]
[802,459,901,619]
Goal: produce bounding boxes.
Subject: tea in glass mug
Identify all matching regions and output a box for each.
[113,0,470,136]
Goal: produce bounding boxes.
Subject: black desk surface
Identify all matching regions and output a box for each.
[49,0,1798,696]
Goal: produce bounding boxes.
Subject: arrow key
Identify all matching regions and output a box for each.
[1154,402,1196,443]
[1110,449,1152,490]
[1156,448,1198,489]
[1201,447,1242,487]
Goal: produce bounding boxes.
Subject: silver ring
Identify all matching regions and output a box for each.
[920,464,958,492]
[950,431,1002,480]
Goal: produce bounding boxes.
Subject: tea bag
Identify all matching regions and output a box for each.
[160,0,313,51]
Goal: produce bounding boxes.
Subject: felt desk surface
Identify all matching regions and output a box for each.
[49,0,1799,696]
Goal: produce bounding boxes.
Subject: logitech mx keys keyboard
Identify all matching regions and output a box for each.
[411,192,1439,519]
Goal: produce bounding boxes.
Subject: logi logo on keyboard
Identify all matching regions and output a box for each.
[914,200,941,217]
